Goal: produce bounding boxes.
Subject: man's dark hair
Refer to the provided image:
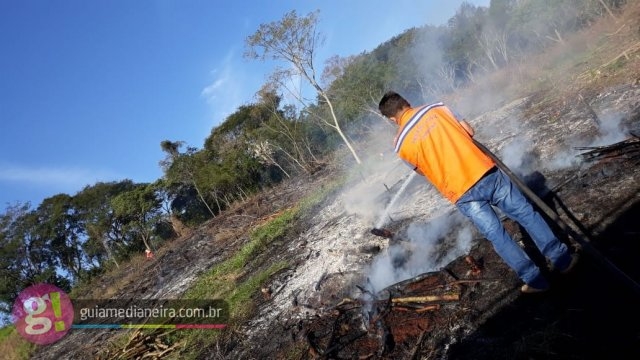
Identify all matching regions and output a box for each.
[378,91,411,118]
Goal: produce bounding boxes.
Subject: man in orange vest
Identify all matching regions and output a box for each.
[378,91,578,293]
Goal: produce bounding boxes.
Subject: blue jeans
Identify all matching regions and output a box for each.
[455,168,572,289]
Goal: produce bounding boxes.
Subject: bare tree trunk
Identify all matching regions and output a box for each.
[222,193,232,208]
[101,237,119,269]
[546,29,564,43]
[598,0,618,21]
[280,72,363,165]
[437,64,457,91]
[210,188,223,213]
[236,186,250,202]
[192,180,216,217]
[478,32,500,70]
[497,31,509,65]
[321,91,362,164]
[273,159,292,178]
[303,139,319,162]
[258,93,316,170]
[141,233,151,252]
[274,144,309,174]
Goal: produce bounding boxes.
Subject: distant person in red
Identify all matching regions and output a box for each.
[145,248,154,259]
[378,91,578,293]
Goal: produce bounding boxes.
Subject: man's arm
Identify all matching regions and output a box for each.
[459,120,475,137]
[401,159,424,176]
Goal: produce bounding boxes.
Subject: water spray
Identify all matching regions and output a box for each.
[374,171,417,229]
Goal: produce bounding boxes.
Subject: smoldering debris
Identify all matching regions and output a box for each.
[365,211,476,294]
[576,133,640,164]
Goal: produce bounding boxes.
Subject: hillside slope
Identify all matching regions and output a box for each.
[28,2,640,359]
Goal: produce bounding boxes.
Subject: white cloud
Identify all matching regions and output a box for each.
[0,163,121,192]
[201,77,227,100]
[200,49,249,127]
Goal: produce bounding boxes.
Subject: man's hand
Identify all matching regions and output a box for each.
[460,120,475,137]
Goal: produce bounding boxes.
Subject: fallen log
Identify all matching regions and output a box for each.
[394,304,441,313]
[575,136,640,163]
[336,292,460,308]
[390,294,459,304]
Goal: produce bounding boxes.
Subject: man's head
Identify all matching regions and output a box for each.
[378,91,411,123]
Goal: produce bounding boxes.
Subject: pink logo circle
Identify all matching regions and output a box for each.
[11,283,74,345]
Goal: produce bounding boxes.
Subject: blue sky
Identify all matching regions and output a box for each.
[0,0,489,209]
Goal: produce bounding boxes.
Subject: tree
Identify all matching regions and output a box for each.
[0,202,70,315]
[13,209,59,283]
[476,24,510,70]
[160,140,216,218]
[255,84,319,173]
[37,194,86,281]
[111,183,163,253]
[73,180,137,268]
[154,178,189,238]
[0,203,31,313]
[443,3,486,81]
[245,10,362,164]
[508,0,581,48]
[323,54,391,123]
[489,0,516,29]
[250,140,291,178]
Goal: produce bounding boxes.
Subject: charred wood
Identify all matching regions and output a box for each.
[576,136,640,163]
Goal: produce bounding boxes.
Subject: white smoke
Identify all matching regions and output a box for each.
[341,119,413,226]
[589,112,630,146]
[365,213,474,294]
[546,111,631,171]
[500,137,537,175]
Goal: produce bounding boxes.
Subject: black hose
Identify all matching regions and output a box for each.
[473,139,640,296]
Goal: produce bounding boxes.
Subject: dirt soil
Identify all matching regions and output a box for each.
[31,6,640,360]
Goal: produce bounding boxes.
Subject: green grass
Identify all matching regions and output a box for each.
[171,257,289,359]
[184,206,297,301]
[0,326,35,360]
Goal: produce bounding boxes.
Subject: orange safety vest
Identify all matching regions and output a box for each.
[394,103,495,203]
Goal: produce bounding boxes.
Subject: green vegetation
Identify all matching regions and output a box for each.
[0,326,35,360]
[186,208,297,300]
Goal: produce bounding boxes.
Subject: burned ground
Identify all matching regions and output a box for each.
[33,80,640,360]
[28,8,640,359]
[35,86,640,359]
[227,85,640,360]
[29,86,640,360]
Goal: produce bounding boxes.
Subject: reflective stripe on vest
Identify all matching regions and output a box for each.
[394,102,444,153]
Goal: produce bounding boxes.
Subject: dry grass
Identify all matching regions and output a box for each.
[70,251,152,299]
